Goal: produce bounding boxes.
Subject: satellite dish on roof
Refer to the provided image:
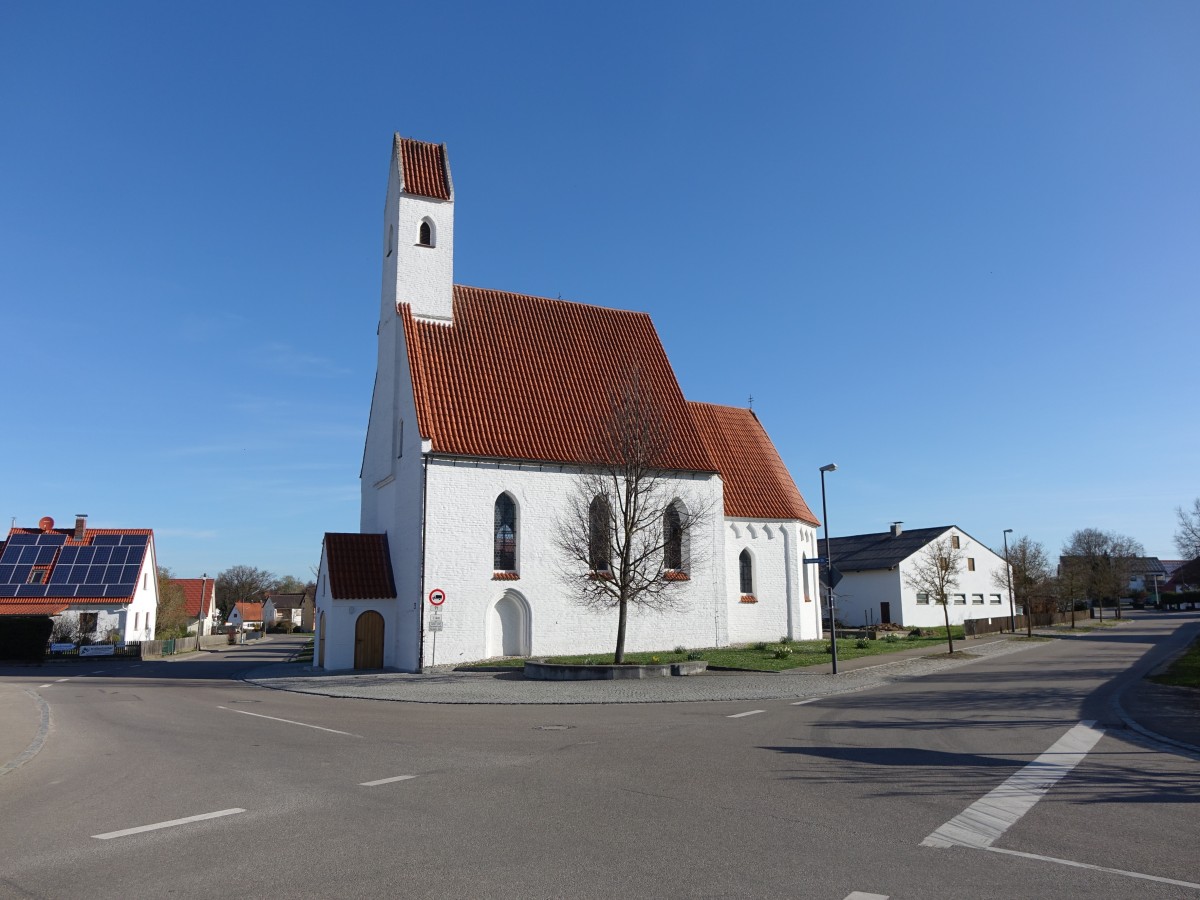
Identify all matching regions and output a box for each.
[38,516,55,532]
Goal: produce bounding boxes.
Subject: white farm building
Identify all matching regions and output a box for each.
[314,134,823,672]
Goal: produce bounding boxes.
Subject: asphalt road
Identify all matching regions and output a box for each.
[1,615,1197,900]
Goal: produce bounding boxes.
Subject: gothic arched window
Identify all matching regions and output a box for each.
[589,495,611,572]
[739,549,754,595]
[419,220,433,246]
[663,504,683,572]
[494,494,517,571]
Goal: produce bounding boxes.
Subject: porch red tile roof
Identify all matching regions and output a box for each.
[323,533,397,600]
[171,578,215,618]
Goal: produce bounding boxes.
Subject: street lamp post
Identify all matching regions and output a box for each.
[1003,529,1015,633]
[819,464,838,675]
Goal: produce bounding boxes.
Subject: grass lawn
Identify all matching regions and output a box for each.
[462,628,967,673]
[1150,637,1200,689]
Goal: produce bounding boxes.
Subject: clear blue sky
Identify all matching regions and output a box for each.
[3,1,1196,581]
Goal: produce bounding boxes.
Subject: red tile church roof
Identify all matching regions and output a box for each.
[401,287,716,473]
[397,136,451,200]
[323,533,397,600]
[688,403,819,525]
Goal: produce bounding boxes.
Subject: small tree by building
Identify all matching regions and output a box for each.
[904,536,963,653]
[215,565,276,621]
[1175,498,1200,561]
[156,566,190,638]
[555,374,713,664]
[993,534,1052,636]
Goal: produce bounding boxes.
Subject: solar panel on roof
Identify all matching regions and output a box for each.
[92,546,112,565]
[121,565,139,583]
[6,534,36,546]
[36,533,66,546]
[91,535,122,545]
[36,546,57,565]
[121,535,148,547]
[0,565,14,583]
[0,585,16,597]
[58,546,78,565]
[11,566,31,584]
[108,547,129,565]
[16,584,48,598]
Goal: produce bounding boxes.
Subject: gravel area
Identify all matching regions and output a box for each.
[244,638,1039,705]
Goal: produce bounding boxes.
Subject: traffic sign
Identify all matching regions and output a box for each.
[428,588,446,606]
[428,612,444,632]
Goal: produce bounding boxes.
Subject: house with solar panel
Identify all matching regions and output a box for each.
[313,134,823,672]
[0,515,159,642]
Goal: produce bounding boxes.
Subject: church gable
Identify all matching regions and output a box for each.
[689,403,819,525]
[396,136,452,200]
[400,286,716,472]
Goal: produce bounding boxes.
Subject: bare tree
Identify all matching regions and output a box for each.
[1060,529,1144,621]
[1175,499,1200,560]
[215,565,276,620]
[555,374,713,664]
[993,535,1052,636]
[903,536,963,653]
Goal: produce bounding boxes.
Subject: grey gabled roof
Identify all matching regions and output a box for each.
[825,526,954,572]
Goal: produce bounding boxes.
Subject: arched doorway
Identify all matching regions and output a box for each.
[354,610,385,669]
[318,611,326,667]
[486,591,530,658]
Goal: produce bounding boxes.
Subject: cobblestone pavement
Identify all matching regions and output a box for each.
[244,638,1037,705]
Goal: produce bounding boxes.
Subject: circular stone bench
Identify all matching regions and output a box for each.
[523,660,708,680]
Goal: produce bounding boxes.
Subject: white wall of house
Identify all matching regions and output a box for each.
[835,527,1010,628]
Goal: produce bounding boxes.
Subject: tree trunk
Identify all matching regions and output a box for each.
[942,601,954,654]
[614,596,629,664]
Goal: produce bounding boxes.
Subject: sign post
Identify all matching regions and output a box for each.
[427,589,446,667]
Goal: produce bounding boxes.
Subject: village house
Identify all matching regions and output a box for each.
[0,515,158,642]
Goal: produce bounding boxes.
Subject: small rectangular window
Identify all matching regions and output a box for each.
[916,592,929,605]
[953,594,966,605]
[990,594,1002,604]
[972,594,984,604]
[967,558,976,571]
[134,612,139,630]
[950,535,961,549]
[143,573,148,590]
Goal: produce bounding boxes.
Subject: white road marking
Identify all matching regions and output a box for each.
[38,684,52,689]
[93,808,245,840]
[359,775,418,787]
[727,710,765,719]
[217,706,360,737]
[922,721,1105,849]
[843,893,889,900]
[54,678,70,683]
[130,664,142,668]
[91,670,105,674]
[791,698,820,706]
[983,845,1200,890]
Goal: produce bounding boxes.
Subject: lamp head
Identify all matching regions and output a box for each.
[1003,528,1013,535]
[820,463,838,473]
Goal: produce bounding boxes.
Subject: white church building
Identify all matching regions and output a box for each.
[313,134,823,672]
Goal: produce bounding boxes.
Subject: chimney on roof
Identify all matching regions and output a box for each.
[890,521,903,537]
[74,514,88,540]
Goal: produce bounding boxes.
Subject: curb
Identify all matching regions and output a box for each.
[0,689,51,778]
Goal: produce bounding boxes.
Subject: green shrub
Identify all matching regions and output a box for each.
[906,632,921,641]
[673,645,687,655]
[779,635,793,646]
[884,633,899,643]
[772,646,793,659]
[909,628,924,637]
[754,641,769,651]
[686,651,704,661]
[855,638,870,649]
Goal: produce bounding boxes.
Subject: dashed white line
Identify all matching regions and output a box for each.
[843,892,889,900]
[922,721,1105,849]
[38,684,52,689]
[91,670,105,674]
[217,706,360,737]
[54,678,70,683]
[727,710,765,719]
[982,845,1200,890]
[791,698,820,706]
[93,808,245,840]
[359,775,418,787]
